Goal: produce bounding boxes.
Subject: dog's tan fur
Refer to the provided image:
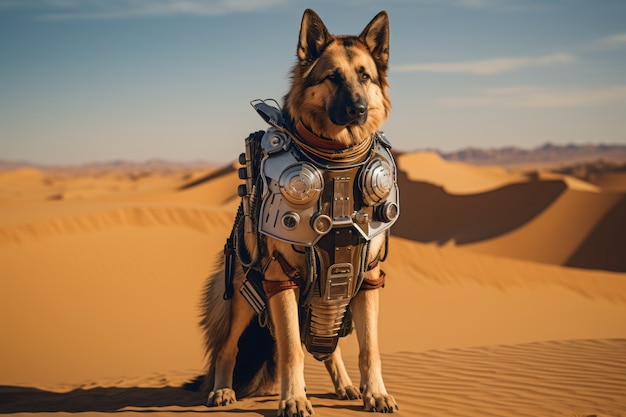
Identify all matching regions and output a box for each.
[200,9,396,416]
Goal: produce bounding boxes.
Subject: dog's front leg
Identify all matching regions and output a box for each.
[269,288,313,417]
[352,287,398,413]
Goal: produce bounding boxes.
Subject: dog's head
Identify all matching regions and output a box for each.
[284,9,391,148]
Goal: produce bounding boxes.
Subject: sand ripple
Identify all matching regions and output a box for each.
[375,339,626,417]
[0,205,234,245]
[2,339,624,416]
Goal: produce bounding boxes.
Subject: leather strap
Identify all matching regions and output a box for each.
[367,254,381,271]
[271,250,303,281]
[361,255,386,290]
[263,279,301,299]
[361,269,386,290]
[262,251,305,299]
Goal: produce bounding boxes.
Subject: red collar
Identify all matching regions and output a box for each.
[295,120,350,151]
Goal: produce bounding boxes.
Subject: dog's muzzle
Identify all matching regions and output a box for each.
[330,96,368,126]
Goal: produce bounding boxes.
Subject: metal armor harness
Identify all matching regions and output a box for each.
[226,99,399,360]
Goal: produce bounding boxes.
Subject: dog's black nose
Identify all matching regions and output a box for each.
[330,94,369,126]
[346,99,368,123]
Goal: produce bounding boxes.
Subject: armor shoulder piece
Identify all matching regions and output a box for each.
[251,99,287,130]
[376,131,392,148]
[261,129,291,154]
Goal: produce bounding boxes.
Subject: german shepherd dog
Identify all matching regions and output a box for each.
[200,9,396,416]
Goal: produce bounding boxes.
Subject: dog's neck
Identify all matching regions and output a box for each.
[290,119,376,164]
[295,121,352,151]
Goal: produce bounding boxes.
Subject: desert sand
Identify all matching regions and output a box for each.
[1,152,625,416]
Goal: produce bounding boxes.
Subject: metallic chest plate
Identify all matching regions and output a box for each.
[258,129,399,246]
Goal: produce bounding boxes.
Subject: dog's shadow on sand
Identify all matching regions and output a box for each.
[0,385,279,415]
[0,386,353,415]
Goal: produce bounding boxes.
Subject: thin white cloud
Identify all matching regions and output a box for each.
[591,33,626,49]
[440,85,626,108]
[393,53,574,75]
[416,0,546,11]
[454,0,493,7]
[1,0,287,20]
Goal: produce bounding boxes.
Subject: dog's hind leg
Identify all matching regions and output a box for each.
[207,291,255,407]
[323,346,361,400]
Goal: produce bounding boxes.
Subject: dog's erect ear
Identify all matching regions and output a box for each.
[297,9,331,63]
[359,11,390,69]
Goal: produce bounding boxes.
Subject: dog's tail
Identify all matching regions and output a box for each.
[199,257,277,399]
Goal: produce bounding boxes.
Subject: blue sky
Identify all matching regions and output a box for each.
[1,0,625,165]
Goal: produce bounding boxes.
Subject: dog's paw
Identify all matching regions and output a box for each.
[278,397,313,417]
[207,388,236,407]
[363,393,398,413]
[337,385,361,400]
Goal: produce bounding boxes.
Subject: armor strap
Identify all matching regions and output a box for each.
[263,280,301,299]
[361,269,386,290]
[360,254,386,290]
[223,203,245,300]
[262,250,305,299]
[223,235,236,300]
[367,254,381,270]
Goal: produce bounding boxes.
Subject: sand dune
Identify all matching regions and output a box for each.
[461,187,623,266]
[0,205,235,245]
[591,172,626,191]
[394,152,626,272]
[1,151,626,416]
[397,151,528,194]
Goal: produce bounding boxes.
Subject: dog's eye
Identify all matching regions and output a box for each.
[357,66,370,81]
[325,72,339,83]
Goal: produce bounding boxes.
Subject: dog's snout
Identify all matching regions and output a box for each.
[330,93,369,126]
[347,99,368,119]
[342,97,368,125]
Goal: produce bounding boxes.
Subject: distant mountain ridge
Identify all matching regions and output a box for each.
[437,143,626,167]
[3,143,626,173]
[0,159,216,174]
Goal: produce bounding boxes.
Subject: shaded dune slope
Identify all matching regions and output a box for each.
[566,194,626,271]
[393,157,626,272]
[392,171,566,245]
